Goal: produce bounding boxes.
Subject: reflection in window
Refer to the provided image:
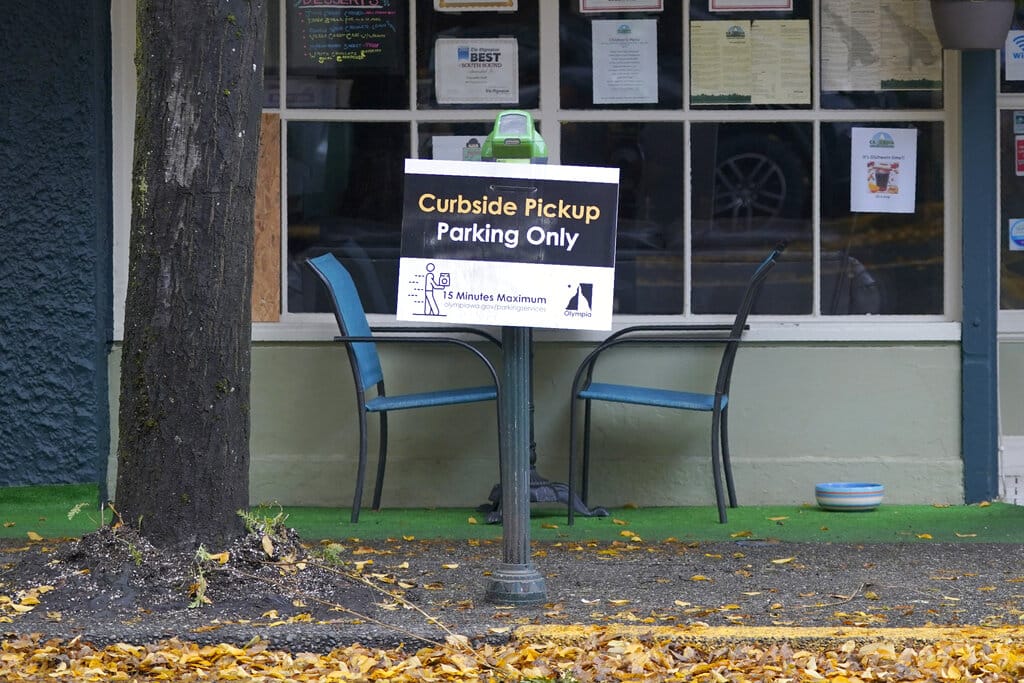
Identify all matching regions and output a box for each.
[287,122,409,314]
[691,122,813,314]
[562,122,685,314]
[820,122,944,315]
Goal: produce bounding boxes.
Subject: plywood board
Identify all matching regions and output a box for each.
[253,112,281,322]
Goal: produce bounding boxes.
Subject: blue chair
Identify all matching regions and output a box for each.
[567,242,787,524]
[306,253,502,522]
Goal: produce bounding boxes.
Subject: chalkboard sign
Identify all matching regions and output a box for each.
[288,0,405,75]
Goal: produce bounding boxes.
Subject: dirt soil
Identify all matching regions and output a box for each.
[2,526,1023,652]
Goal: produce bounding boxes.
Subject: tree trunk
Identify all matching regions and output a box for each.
[116,1,266,549]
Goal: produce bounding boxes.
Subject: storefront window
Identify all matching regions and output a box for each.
[562,122,685,314]
[819,122,944,315]
[264,0,949,324]
[287,122,409,314]
[691,122,813,314]
[999,110,1024,309]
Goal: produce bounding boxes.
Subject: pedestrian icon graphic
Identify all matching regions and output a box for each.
[414,263,450,317]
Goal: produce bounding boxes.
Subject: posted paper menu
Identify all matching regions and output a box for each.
[820,0,941,92]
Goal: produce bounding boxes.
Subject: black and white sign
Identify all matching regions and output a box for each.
[398,160,620,330]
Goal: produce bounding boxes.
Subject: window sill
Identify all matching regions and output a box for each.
[252,317,962,344]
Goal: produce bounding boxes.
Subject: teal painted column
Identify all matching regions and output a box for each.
[961,49,999,502]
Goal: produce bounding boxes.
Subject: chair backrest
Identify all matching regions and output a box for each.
[716,242,787,396]
[306,253,385,392]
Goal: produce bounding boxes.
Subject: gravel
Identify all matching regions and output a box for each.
[2,529,1022,652]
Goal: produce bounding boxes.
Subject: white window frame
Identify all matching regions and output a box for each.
[112,0,963,344]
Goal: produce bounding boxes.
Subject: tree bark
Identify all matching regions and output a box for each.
[116,0,266,549]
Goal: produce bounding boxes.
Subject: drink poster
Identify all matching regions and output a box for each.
[398,160,620,330]
[850,127,918,214]
[288,0,404,74]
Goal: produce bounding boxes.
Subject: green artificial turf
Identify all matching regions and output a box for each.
[3,484,1023,543]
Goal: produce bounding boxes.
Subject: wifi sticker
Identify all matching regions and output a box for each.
[1006,31,1024,81]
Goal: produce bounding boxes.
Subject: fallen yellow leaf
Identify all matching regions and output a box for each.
[467,516,478,525]
[729,530,753,538]
[261,534,275,556]
[954,532,977,538]
[207,551,230,565]
[612,518,628,525]
[541,523,559,529]
[767,516,789,522]
[917,533,933,540]
[442,563,459,570]
[26,532,42,542]
[771,557,795,564]
[690,575,711,582]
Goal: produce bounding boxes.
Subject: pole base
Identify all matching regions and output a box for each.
[481,468,609,524]
[484,563,547,605]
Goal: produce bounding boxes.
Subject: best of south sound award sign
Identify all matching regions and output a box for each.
[398,159,620,330]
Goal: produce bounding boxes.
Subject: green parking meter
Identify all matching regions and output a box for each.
[481,110,548,164]
[482,109,548,605]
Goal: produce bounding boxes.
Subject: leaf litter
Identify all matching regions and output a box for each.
[3,525,1024,679]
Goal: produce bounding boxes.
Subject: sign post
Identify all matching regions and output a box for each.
[399,153,618,604]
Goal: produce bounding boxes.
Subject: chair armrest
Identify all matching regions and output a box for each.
[571,327,747,399]
[370,326,501,348]
[332,335,500,389]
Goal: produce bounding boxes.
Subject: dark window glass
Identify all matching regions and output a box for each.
[691,122,813,314]
[285,1,409,109]
[265,0,280,108]
[287,122,410,314]
[562,122,685,314]
[820,122,944,315]
[1000,110,1024,308]
[560,0,683,110]
[689,0,812,111]
[416,1,539,110]
[819,2,942,109]
[417,121,499,160]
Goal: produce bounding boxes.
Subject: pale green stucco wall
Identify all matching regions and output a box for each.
[1000,341,1024,435]
[108,341,963,509]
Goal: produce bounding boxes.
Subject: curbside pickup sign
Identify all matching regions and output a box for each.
[397,159,620,330]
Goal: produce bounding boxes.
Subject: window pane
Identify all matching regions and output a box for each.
[1000,10,1024,93]
[820,122,944,315]
[265,0,280,108]
[418,121,495,161]
[819,1,942,109]
[560,0,683,110]
[416,1,539,110]
[285,1,409,109]
[1000,110,1024,308]
[689,0,812,111]
[562,122,685,314]
[287,122,409,314]
[691,122,813,314]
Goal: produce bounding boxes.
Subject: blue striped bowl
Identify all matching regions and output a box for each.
[815,482,884,511]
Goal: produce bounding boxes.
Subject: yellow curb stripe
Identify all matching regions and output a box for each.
[514,624,1024,648]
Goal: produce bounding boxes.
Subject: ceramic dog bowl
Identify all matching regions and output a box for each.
[815,482,884,511]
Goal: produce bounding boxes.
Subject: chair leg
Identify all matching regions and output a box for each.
[710,407,727,524]
[721,406,737,508]
[582,399,593,505]
[371,411,388,511]
[568,396,578,525]
[352,410,369,524]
